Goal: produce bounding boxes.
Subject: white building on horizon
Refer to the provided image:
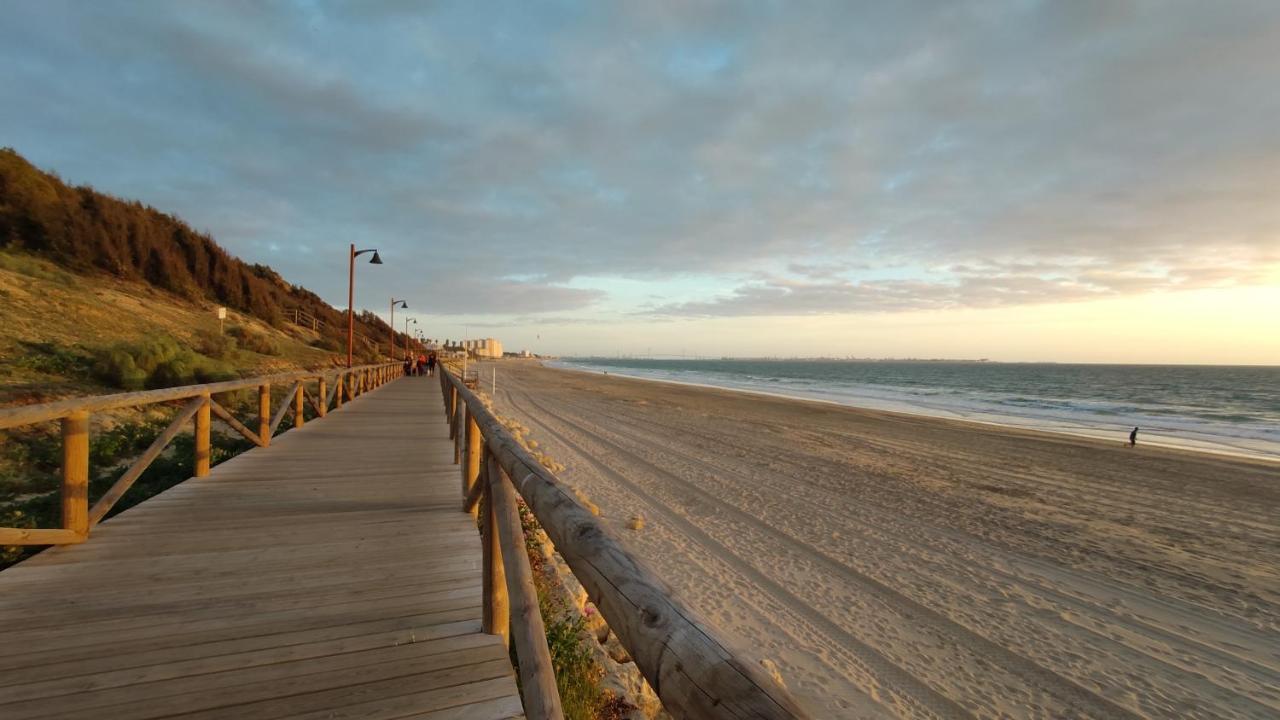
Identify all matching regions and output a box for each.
[461,338,504,359]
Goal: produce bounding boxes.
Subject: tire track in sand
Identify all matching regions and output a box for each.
[512,387,1154,720]
[501,387,973,720]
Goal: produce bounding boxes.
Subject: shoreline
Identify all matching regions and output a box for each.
[545,360,1280,464]
[492,361,1280,719]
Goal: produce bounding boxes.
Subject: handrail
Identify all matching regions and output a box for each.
[0,364,389,429]
[0,362,402,546]
[439,367,812,720]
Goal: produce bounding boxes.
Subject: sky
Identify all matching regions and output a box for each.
[2,1,1278,363]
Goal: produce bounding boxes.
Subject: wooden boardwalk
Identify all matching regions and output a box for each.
[0,378,524,720]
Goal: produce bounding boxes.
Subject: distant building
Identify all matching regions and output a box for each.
[461,338,503,359]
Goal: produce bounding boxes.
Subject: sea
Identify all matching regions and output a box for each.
[549,359,1280,461]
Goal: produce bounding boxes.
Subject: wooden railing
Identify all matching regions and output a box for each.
[439,367,812,720]
[284,307,380,352]
[0,362,403,546]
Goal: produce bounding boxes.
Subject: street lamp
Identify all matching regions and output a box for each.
[347,244,382,368]
[389,298,408,359]
[404,317,417,359]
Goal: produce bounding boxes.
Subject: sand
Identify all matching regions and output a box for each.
[486,361,1280,720]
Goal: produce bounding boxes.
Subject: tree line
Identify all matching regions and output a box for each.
[0,148,406,355]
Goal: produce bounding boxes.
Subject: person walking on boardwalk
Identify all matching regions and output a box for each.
[404,355,414,377]
[427,351,437,377]
[1129,426,1139,447]
[417,353,427,377]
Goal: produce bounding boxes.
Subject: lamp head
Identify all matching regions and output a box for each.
[368,251,383,265]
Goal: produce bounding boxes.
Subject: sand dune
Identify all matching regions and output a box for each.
[488,361,1280,720]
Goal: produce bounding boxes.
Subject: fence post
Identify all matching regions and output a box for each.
[453,406,463,464]
[258,384,271,447]
[294,384,305,428]
[489,460,562,719]
[449,386,459,436]
[482,455,509,645]
[195,393,211,477]
[464,411,481,498]
[336,375,345,408]
[317,377,327,417]
[61,410,90,537]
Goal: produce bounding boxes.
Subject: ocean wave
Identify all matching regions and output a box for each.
[551,359,1280,461]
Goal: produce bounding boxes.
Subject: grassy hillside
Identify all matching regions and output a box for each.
[0,150,408,566]
[0,147,408,356]
[0,250,348,403]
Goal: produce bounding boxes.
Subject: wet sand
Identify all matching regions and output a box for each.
[489,360,1280,719]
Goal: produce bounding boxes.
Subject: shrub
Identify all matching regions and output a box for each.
[228,326,281,356]
[93,334,237,390]
[13,341,94,376]
[0,250,75,285]
[194,327,237,359]
[94,347,149,390]
[311,336,341,352]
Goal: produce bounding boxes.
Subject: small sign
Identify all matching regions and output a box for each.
[216,307,227,320]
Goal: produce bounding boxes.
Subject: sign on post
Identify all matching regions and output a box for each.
[217,307,227,334]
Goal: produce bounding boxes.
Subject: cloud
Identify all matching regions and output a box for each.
[1,1,1277,318]
[653,252,1279,316]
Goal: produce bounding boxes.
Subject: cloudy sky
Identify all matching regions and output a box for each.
[3,1,1278,362]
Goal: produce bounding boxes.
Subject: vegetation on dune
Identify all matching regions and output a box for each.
[94,334,237,391]
[0,147,408,351]
[508,494,632,720]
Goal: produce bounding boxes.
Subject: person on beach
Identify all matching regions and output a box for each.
[1129,426,1139,447]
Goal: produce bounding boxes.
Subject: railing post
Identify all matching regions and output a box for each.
[336,375,345,407]
[482,456,509,645]
[61,410,90,537]
[490,458,563,719]
[449,386,458,436]
[463,411,481,500]
[195,393,211,477]
[317,377,327,417]
[453,405,463,464]
[294,384,305,428]
[258,383,271,447]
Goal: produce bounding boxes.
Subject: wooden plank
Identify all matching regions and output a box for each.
[13,639,510,720]
[90,396,206,524]
[490,461,561,719]
[0,378,521,720]
[0,527,84,545]
[0,363,397,429]
[0,606,482,689]
[208,396,264,448]
[176,665,519,720]
[268,381,299,436]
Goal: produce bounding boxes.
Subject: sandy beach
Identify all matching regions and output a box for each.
[488,361,1280,720]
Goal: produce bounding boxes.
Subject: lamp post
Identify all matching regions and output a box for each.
[404,317,417,359]
[389,298,408,360]
[347,244,382,368]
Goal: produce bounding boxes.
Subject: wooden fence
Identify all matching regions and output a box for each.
[0,362,403,546]
[438,367,812,720]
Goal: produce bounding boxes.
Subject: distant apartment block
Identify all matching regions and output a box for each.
[461,338,504,358]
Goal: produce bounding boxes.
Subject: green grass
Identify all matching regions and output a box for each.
[510,498,632,720]
[93,334,237,391]
[0,250,75,286]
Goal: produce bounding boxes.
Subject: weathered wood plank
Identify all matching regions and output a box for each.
[0,363,397,429]
[90,396,206,525]
[0,379,522,719]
